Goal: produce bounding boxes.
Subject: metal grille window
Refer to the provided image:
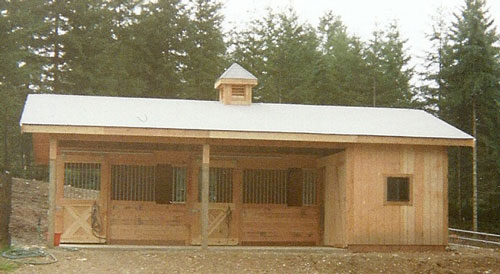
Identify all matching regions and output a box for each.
[198,168,233,203]
[243,169,288,204]
[64,163,101,199]
[302,170,317,205]
[172,167,187,203]
[111,165,155,201]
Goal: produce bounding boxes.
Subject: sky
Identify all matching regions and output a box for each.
[220,0,500,80]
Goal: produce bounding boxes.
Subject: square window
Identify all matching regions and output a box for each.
[386,176,410,202]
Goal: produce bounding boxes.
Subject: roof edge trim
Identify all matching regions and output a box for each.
[21,124,475,147]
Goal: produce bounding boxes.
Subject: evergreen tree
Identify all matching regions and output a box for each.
[421,8,451,113]
[0,0,42,175]
[365,22,414,107]
[182,0,227,100]
[315,12,370,106]
[124,0,189,98]
[231,8,320,104]
[438,0,500,231]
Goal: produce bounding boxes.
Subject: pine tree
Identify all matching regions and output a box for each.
[439,0,500,231]
[315,12,370,106]
[182,0,227,100]
[123,0,189,98]
[0,0,42,175]
[231,7,320,104]
[365,22,414,107]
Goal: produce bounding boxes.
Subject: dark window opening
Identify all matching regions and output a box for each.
[386,177,410,202]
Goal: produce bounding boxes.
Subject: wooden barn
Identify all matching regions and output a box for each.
[20,63,473,251]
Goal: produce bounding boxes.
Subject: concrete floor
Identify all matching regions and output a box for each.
[59,244,344,253]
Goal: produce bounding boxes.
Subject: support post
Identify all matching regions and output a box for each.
[47,138,57,248]
[201,144,210,249]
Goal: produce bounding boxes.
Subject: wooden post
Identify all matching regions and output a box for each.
[0,174,12,249]
[47,138,57,248]
[201,144,210,249]
[233,168,243,244]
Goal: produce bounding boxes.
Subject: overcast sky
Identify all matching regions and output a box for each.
[220,0,500,78]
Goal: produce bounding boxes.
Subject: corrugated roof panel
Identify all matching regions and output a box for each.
[20,94,473,140]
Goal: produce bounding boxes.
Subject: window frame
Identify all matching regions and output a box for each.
[170,166,188,204]
[60,154,106,201]
[384,174,413,206]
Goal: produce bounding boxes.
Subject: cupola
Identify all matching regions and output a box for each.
[215,63,258,105]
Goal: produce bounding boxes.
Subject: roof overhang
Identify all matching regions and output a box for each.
[22,124,475,148]
[214,78,258,89]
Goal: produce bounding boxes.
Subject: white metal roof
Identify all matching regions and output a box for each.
[218,63,257,80]
[20,94,472,140]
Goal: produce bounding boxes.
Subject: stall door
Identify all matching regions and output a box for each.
[60,162,106,243]
[191,168,238,245]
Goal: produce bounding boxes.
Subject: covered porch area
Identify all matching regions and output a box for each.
[38,132,345,248]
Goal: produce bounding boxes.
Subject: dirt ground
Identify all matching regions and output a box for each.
[9,178,48,246]
[4,178,500,274]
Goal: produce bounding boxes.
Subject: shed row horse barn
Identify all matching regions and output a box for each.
[20,63,473,251]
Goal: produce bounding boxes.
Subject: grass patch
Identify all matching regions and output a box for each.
[0,257,18,272]
[0,248,19,272]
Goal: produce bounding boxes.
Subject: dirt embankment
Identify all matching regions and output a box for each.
[9,178,48,246]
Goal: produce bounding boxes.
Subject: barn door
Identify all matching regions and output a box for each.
[60,162,107,243]
[61,202,104,243]
[191,168,238,245]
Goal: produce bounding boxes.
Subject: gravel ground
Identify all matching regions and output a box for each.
[6,245,500,274]
[4,178,500,274]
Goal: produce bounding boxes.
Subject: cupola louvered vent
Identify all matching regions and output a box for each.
[215,63,258,105]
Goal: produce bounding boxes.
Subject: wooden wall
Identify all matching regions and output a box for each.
[109,201,189,245]
[317,152,347,247]
[52,137,449,248]
[347,144,448,247]
[240,204,320,245]
[54,143,323,245]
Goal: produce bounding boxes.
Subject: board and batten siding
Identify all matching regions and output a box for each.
[348,144,447,247]
[109,201,189,245]
[317,152,347,247]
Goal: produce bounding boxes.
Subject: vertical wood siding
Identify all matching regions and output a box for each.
[348,144,447,246]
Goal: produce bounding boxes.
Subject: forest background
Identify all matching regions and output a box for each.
[1,0,499,233]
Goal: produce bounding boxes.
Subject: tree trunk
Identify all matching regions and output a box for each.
[372,77,377,107]
[0,174,12,249]
[2,107,9,172]
[457,149,462,222]
[52,1,61,94]
[472,99,478,232]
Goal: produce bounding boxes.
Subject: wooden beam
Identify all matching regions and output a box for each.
[201,144,210,250]
[47,137,57,248]
[214,78,257,89]
[22,125,474,148]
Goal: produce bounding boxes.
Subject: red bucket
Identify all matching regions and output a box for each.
[46,232,62,246]
[54,233,61,246]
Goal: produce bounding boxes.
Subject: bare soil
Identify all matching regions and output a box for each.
[5,178,500,274]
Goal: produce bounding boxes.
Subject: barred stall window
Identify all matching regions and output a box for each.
[198,168,233,203]
[111,165,156,201]
[302,170,317,205]
[64,163,101,199]
[172,167,187,203]
[243,169,288,204]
